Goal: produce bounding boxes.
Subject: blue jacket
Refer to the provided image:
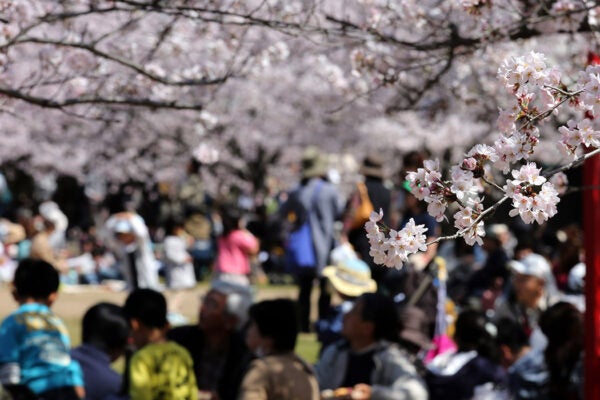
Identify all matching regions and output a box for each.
[71,343,122,400]
[0,303,83,394]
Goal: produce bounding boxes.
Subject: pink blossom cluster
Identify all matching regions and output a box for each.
[505,163,560,224]
[365,210,428,269]
[367,51,600,269]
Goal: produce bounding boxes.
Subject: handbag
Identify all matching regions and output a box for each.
[286,219,316,268]
[285,181,323,269]
[350,182,374,230]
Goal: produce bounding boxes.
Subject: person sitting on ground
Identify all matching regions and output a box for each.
[0,259,84,400]
[167,278,254,400]
[463,224,510,310]
[316,292,428,400]
[493,253,558,342]
[425,309,508,400]
[30,203,69,276]
[316,258,377,354]
[509,301,584,400]
[70,302,130,400]
[239,298,320,400]
[122,288,197,400]
[396,305,433,376]
[495,317,531,371]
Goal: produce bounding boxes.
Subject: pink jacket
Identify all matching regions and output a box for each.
[215,230,258,275]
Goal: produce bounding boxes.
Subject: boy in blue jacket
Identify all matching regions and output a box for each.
[0,258,84,399]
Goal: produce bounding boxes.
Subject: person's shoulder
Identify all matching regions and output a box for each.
[165,340,194,358]
[246,356,270,373]
[376,341,410,360]
[319,339,349,359]
[133,341,190,364]
[167,324,200,341]
[379,341,421,365]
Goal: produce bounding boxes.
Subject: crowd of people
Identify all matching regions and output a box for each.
[0,147,588,399]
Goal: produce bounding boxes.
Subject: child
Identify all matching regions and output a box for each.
[70,302,130,400]
[122,288,198,400]
[0,258,84,399]
[214,206,259,286]
[162,218,196,290]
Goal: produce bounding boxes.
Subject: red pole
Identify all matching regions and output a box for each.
[584,151,600,399]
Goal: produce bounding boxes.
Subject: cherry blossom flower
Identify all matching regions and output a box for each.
[453,200,485,246]
[549,172,569,195]
[365,210,427,269]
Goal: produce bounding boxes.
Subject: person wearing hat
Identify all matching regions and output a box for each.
[493,253,558,340]
[278,147,342,333]
[343,153,392,286]
[316,258,377,353]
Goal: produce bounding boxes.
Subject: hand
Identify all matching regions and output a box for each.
[351,384,371,400]
[197,390,218,400]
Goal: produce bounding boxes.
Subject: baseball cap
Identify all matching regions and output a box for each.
[508,253,551,281]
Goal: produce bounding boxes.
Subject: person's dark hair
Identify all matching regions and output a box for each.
[513,235,536,255]
[220,205,242,237]
[454,309,499,362]
[539,302,583,399]
[359,293,399,342]
[123,289,168,328]
[164,217,185,236]
[495,317,528,354]
[249,298,298,352]
[82,302,130,353]
[13,258,59,300]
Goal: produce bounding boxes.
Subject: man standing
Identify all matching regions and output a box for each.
[280,147,342,332]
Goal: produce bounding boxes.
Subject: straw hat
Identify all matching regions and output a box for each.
[322,258,377,298]
[301,147,328,179]
[360,154,385,179]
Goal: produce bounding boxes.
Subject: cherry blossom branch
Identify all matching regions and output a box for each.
[0,87,204,110]
[13,37,231,86]
[544,147,600,177]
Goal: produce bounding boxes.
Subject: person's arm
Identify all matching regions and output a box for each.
[163,237,192,264]
[236,231,260,256]
[370,348,429,400]
[68,358,85,399]
[0,318,20,386]
[128,353,153,400]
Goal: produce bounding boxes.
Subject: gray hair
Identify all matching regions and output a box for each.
[210,277,254,329]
